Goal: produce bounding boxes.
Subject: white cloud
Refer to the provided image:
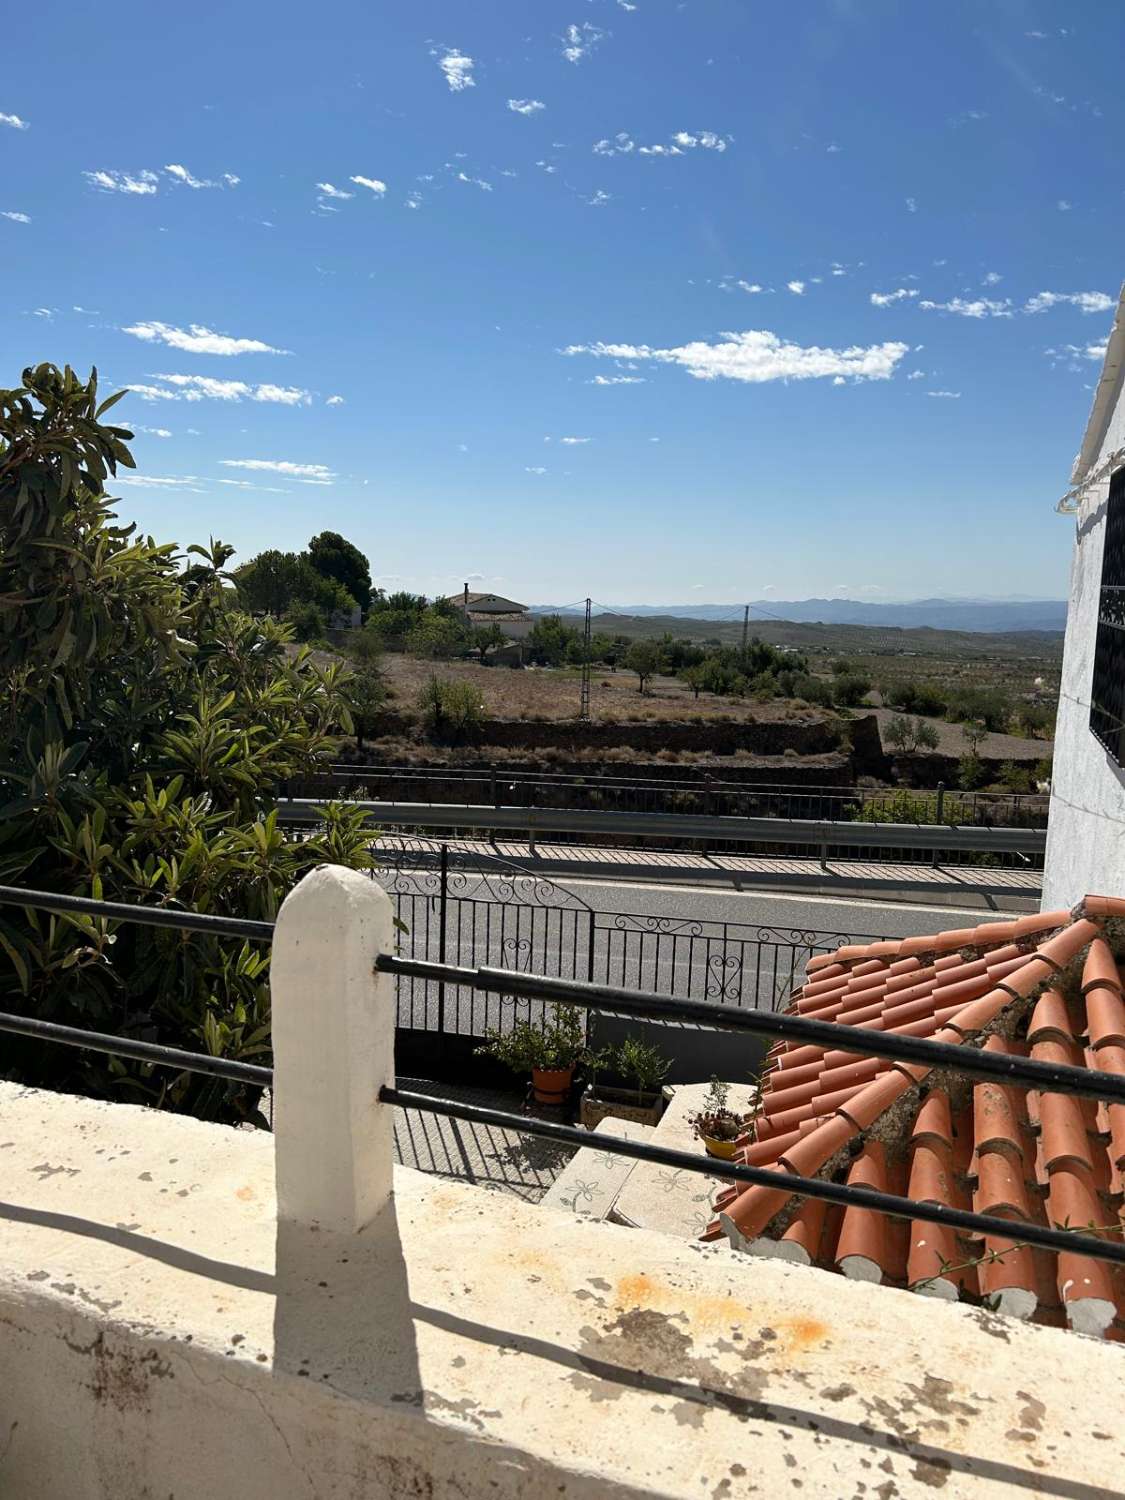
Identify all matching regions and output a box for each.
[1046,341,1109,367]
[906,370,926,380]
[787,281,805,295]
[586,189,611,206]
[927,390,961,398]
[84,169,159,195]
[221,459,335,484]
[594,129,728,157]
[736,281,764,294]
[1,211,30,223]
[164,164,235,190]
[826,142,841,153]
[31,308,55,318]
[1024,290,1114,315]
[1057,199,1072,211]
[0,112,29,130]
[870,288,918,307]
[982,271,1002,285]
[134,425,173,437]
[562,22,605,63]
[117,473,205,491]
[130,375,311,405]
[588,374,645,385]
[216,479,288,492]
[918,296,1013,318]
[830,263,846,276]
[559,436,591,444]
[326,394,345,406]
[405,192,422,210]
[455,170,492,191]
[525,466,547,474]
[350,175,387,195]
[122,321,290,356]
[564,328,909,385]
[316,182,353,200]
[434,47,475,91]
[508,99,545,115]
[905,197,918,212]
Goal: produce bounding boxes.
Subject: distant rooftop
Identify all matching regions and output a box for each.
[445,590,528,614]
[706,898,1125,1339]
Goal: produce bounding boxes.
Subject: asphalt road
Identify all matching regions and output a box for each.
[377,864,1001,1039]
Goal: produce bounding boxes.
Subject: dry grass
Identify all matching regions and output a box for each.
[381,653,829,726]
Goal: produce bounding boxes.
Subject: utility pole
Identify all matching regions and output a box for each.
[579,597,592,720]
[740,604,749,661]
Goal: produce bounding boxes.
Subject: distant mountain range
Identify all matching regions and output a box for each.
[532,598,1068,633]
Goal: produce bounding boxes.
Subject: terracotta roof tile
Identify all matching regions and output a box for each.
[706,897,1125,1338]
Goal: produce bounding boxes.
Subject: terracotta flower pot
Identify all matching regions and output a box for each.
[531,1065,574,1105]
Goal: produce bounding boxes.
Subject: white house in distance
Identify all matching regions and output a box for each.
[1042,284,1125,908]
[443,584,533,640]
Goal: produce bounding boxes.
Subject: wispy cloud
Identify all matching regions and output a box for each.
[927,389,961,399]
[216,479,288,492]
[316,181,353,200]
[982,271,1003,285]
[586,189,611,206]
[134,425,173,437]
[325,395,346,406]
[564,329,909,385]
[350,175,386,195]
[220,459,335,484]
[787,280,806,295]
[84,169,159,195]
[122,321,290,357]
[562,22,605,63]
[0,112,29,130]
[525,466,548,474]
[1057,198,1072,211]
[905,197,918,212]
[508,99,545,115]
[588,374,645,385]
[456,170,492,191]
[1024,290,1113,314]
[130,375,311,405]
[918,296,1013,318]
[593,129,729,156]
[1,210,30,223]
[906,370,926,380]
[870,288,919,307]
[433,47,475,91]
[1046,341,1109,368]
[559,436,591,445]
[116,473,205,491]
[164,164,238,190]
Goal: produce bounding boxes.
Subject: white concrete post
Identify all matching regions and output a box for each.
[271,865,396,1234]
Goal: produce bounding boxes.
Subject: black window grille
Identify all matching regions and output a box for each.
[1090,465,1125,766]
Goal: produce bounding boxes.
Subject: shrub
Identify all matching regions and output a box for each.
[885,715,940,754]
[418,675,484,743]
[0,362,377,1121]
[832,672,872,707]
[885,679,947,717]
[944,686,1012,734]
[284,599,325,642]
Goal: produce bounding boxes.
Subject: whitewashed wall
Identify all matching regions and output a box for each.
[1043,383,1125,909]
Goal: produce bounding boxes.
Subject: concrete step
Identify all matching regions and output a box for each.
[610,1080,759,1239]
[540,1116,655,1221]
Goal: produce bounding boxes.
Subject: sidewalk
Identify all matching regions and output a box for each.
[379,835,1042,910]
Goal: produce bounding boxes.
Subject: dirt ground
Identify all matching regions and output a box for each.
[866,706,1052,762]
[381,653,830,727]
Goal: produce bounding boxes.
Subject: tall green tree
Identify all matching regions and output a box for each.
[307,530,372,613]
[0,363,377,1121]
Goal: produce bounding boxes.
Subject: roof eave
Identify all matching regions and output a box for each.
[1070,281,1125,487]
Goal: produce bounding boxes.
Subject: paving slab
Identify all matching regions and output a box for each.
[540,1115,654,1220]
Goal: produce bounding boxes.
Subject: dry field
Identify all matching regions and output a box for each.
[381,653,829,727]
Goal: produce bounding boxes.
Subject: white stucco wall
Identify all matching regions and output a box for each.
[1043,381,1125,909]
[1,1079,1124,1500]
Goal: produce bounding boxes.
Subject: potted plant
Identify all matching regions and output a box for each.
[476,1003,585,1105]
[688,1076,746,1161]
[578,1036,672,1130]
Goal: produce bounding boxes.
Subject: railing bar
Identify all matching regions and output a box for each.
[374,956,1125,1105]
[0,885,275,941]
[379,1086,1125,1270]
[0,1011,273,1087]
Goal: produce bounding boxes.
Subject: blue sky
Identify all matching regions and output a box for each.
[3,1,1121,605]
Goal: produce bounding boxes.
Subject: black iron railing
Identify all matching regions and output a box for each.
[0,884,1122,1276]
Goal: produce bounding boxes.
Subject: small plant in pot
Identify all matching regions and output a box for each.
[578,1035,671,1129]
[688,1076,745,1161]
[476,1003,585,1105]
